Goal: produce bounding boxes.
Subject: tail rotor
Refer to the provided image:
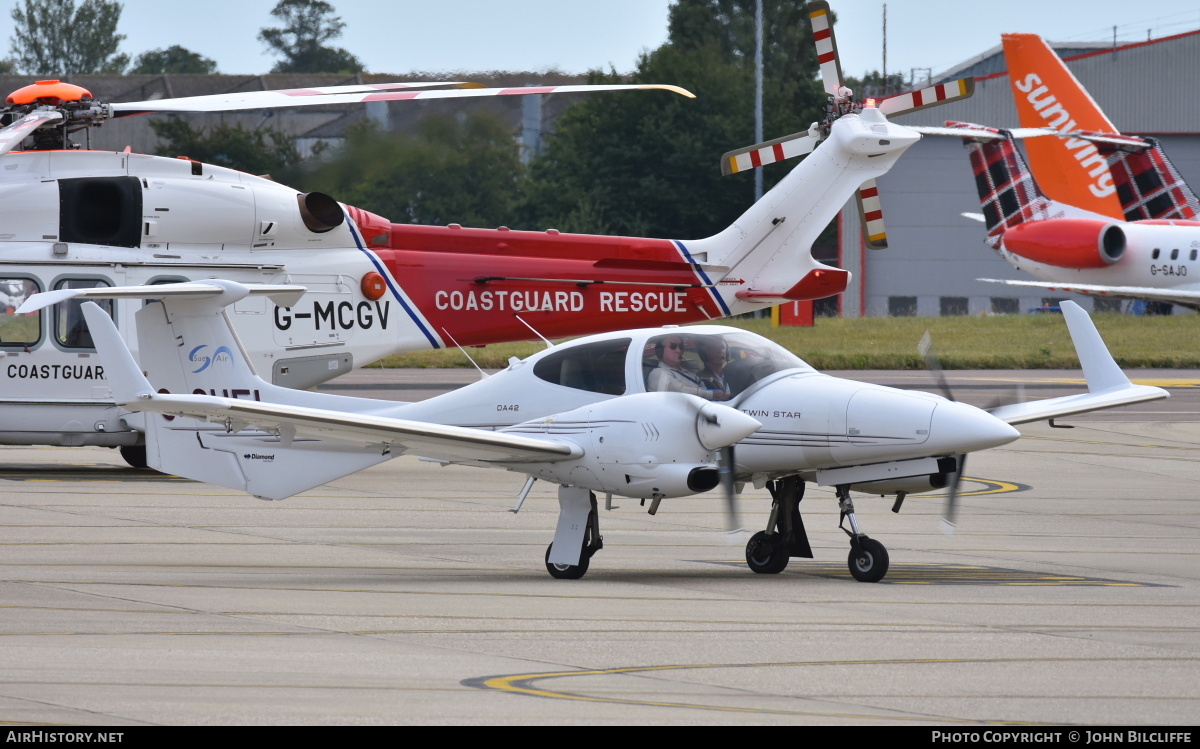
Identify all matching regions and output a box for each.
[719,1,975,251]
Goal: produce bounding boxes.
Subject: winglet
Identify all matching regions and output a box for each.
[81,302,155,404]
[1059,300,1130,393]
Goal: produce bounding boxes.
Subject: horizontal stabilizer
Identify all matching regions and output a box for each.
[987,301,1168,424]
[912,125,1057,140]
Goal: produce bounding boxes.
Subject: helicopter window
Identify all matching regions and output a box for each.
[0,278,42,347]
[533,338,630,395]
[58,177,143,249]
[53,279,113,350]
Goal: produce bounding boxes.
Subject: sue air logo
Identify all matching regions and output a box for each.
[189,345,234,373]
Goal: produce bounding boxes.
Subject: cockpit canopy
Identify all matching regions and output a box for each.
[530,328,813,398]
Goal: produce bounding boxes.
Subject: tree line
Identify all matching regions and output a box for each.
[3,0,361,75]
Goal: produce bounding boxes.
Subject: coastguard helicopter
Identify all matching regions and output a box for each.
[22,279,1165,582]
[0,1,973,467]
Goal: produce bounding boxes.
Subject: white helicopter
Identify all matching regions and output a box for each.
[20,278,1166,582]
[0,1,974,467]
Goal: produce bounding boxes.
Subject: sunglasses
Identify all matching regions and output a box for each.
[663,341,682,350]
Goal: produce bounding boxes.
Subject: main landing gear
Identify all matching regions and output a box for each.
[744,476,813,575]
[545,488,603,579]
[743,478,890,582]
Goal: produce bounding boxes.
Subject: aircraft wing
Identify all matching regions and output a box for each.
[986,301,1168,425]
[127,393,583,465]
[84,301,581,466]
[978,278,1200,309]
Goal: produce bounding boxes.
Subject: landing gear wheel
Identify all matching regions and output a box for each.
[745,531,789,574]
[545,543,589,579]
[848,537,889,582]
[119,445,148,469]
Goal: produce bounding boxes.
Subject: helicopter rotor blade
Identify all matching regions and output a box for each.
[110,82,694,116]
[0,109,62,158]
[857,179,888,250]
[808,1,845,95]
[720,130,819,176]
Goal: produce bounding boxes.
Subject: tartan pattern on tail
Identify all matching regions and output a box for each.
[1095,135,1200,221]
[948,122,1054,249]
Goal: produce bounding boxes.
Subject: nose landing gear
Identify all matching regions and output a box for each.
[838,485,889,582]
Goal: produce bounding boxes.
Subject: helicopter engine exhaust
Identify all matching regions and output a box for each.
[297,192,345,234]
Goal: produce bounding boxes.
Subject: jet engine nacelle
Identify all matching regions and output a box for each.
[1002,218,1126,268]
[508,392,760,500]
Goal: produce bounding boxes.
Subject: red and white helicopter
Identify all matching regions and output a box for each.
[0,1,973,466]
[29,278,1165,582]
[949,35,1200,310]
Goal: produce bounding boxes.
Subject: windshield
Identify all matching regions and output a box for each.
[642,330,812,397]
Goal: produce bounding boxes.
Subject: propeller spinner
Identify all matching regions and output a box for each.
[720,0,975,250]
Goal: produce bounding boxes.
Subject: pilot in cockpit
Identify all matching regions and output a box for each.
[646,334,731,401]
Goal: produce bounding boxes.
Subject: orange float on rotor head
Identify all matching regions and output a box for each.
[7,80,94,105]
[361,272,388,301]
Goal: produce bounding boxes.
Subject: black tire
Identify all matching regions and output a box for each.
[745,531,789,574]
[119,444,148,469]
[545,543,589,580]
[848,537,889,582]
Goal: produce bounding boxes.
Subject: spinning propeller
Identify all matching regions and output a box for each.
[696,403,746,539]
[0,78,694,157]
[720,0,975,249]
[917,331,967,535]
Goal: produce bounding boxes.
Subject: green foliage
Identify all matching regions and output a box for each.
[258,0,364,74]
[291,112,523,227]
[8,0,129,75]
[130,45,218,75]
[516,0,824,238]
[149,119,300,176]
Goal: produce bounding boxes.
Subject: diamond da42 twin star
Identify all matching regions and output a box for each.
[25,278,1166,583]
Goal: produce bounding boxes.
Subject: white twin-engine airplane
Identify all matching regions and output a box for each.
[22,280,1167,583]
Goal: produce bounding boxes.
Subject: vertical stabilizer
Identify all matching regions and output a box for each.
[1001,33,1124,218]
[949,122,1057,248]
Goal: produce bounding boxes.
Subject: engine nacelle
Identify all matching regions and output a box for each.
[1002,218,1126,268]
[506,392,760,500]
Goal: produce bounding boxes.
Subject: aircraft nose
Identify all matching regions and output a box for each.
[696,402,761,450]
[929,400,1020,454]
